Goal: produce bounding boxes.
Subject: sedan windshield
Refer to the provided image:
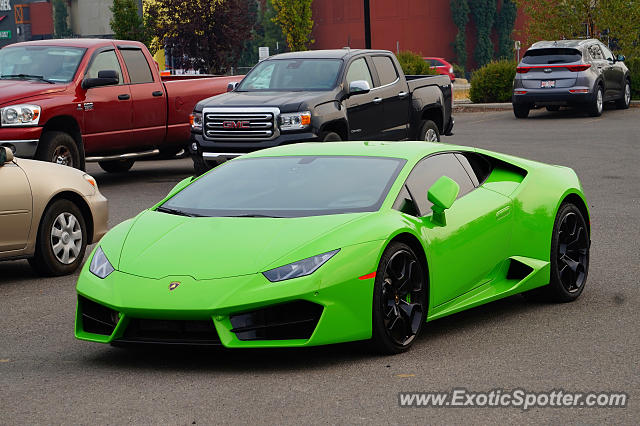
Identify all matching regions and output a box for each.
[0,46,85,83]
[237,59,342,91]
[160,156,406,218]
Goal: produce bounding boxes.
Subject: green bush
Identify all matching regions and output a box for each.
[452,63,465,80]
[397,51,437,75]
[626,57,640,100]
[469,59,516,103]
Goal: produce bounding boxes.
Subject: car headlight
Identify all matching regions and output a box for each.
[89,247,115,279]
[0,104,41,126]
[263,249,339,282]
[189,112,203,132]
[279,111,311,131]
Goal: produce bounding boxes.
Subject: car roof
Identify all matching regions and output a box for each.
[3,38,145,49]
[269,49,392,60]
[528,39,600,50]
[241,141,472,162]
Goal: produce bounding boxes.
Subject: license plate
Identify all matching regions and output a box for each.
[541,80,556,88]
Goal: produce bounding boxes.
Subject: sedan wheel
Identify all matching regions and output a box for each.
[51,212,83,265]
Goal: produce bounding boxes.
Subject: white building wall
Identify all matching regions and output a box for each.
[70,0,113,37]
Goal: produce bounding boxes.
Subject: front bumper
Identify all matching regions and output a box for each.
[512,88,594,106]
[0,126,43,158]
[86,191,109,244]
[190,131,319,158]
[75,240,382,348]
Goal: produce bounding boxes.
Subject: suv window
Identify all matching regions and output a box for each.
[372,55,398,86]
[345,57,373,88]
[404,153,475,216]
[588,45,604,60]
[522,48,582,64]
[86,50,123,85]
[120,48,154,84]
[600,44,614,61]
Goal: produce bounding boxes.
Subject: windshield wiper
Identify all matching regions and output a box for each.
[224,214,285,218]
[156,206,201,217]
[0,74,54,84]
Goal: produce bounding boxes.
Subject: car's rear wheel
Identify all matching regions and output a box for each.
[615,80,631,109]
[513,104,530,118]
[371,242,427,354]
[588,86,604,117]
[98,159,135,173]
[418,120,440,142]
[28,199,87,276]
[524,202,589,302]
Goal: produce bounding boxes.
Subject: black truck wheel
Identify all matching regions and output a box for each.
[36,131,82,169]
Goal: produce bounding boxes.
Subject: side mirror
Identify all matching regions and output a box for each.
[227,82,239,92]
[167,176,195,198]
[348,80,371,96]
[617,54,625,62]
[427,175,459,226]
[0,146,14,165]
[82,70,119,89]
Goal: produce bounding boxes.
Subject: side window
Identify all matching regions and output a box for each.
[392,185,419,216]
[372,55,399,86]
[455,152,492,186]
[86,50,123,85]
[600,44,614,61]
[589,45,604,60]
[345,57,373,88]
[405,153,475,216]
[120,49,154,84]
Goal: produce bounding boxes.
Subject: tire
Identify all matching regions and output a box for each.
[588,86,604,117]
[371,242,427,354]
[36,131,82,170]
[513,104,530,118]
[28,199,88,277]
[98,159,135,173]
[615,80,631,110]
[546,106,560,112]
[523,203,589,303]
[417,120,440,142]
[319,131,342,142]
[192,153,222,176]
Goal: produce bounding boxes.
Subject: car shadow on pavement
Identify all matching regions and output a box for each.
[0,259,40,285]
[89,166,194,188]
[527,103,618,119]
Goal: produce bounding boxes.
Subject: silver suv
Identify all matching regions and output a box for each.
[512,39,631,118]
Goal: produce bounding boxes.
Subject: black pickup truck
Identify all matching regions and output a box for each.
[189,49,454,173]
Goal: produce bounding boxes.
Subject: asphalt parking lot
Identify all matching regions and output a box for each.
[1,106,638,424]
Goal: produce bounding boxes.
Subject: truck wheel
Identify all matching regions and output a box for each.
[513,104,530,118]
[98,159,135,173]
[418,120,440,142]
[319,131,342,142]
[36,131,81,169]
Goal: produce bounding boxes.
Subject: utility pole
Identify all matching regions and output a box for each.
[364,0,371,48]
[137,0,143,19]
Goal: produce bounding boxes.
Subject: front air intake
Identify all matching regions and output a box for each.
[119,319,222,345]
[79,296,119,336]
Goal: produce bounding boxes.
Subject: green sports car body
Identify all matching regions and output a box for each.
[75,141,590,353]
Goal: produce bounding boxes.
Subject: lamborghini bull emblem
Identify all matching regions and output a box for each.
[168,281,180,291]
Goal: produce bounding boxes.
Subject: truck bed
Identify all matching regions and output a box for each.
[405,74,451,92]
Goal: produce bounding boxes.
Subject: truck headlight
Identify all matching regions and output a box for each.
[0,104,41,126]
[189,112,203,132]
[89,247,115,279]
[263,249,339,282]
[279,111,311,131]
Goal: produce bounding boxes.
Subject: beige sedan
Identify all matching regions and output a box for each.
[0,147,108,276]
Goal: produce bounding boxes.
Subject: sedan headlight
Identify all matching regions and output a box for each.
[279,111,311,131]
[263,249,339,282]
[189,112,203,132]
[89,247,115,279]
[0,104,41,126]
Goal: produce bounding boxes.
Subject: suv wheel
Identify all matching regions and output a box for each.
[615,80,631,110]
[588,86,604,117]
[513,104,530,119]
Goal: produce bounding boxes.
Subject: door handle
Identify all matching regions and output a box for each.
[152,91,163,97]
[398,91,408,98]
[118,94,130,100]
[372,97,382,104]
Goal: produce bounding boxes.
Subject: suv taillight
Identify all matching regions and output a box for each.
[565,64,591,72]
[516,67,530,73]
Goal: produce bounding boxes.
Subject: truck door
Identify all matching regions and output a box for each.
[0,161,32,252]
[343,57,384,140]
[371,55,409,140]
[118,47,167,149]
[81,48,132,153]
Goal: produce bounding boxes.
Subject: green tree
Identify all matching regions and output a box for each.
[53,0,72,37]
[495,0,517,59]
[110,0,150,46]
[272,0,313,51]
[237,0,286,68]
[450,0,470,71]
[517,0,640,57]
[469,0,497,68]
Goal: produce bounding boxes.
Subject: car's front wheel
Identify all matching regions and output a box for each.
[588,86,604,117]
[371,242,427,354]
[615,80,631,109]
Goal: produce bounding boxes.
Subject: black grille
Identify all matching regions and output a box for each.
[119,318,221,345]
[79,296,119,336]
[230,300,324,341]
[204,112,274,140]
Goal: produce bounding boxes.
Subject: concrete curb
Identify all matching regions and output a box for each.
[454,100,640,113]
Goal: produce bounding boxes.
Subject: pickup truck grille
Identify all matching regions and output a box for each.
[204,112,275,140]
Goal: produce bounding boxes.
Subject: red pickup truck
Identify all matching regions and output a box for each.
[0,39,240,172]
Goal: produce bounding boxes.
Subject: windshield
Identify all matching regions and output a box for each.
[237,59,342,91]
[0,46,86,83]
[522,48,581,65]
[160,156,406,218]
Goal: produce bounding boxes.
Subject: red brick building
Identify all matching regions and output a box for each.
[311,0,529,70]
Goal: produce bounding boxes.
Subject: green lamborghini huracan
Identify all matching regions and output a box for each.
[75,142,590,354]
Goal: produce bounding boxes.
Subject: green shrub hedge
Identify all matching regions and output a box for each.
[626,57,640,100]
[452,63,465,80]
[469,59,516,103]
[397,51,437,75]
